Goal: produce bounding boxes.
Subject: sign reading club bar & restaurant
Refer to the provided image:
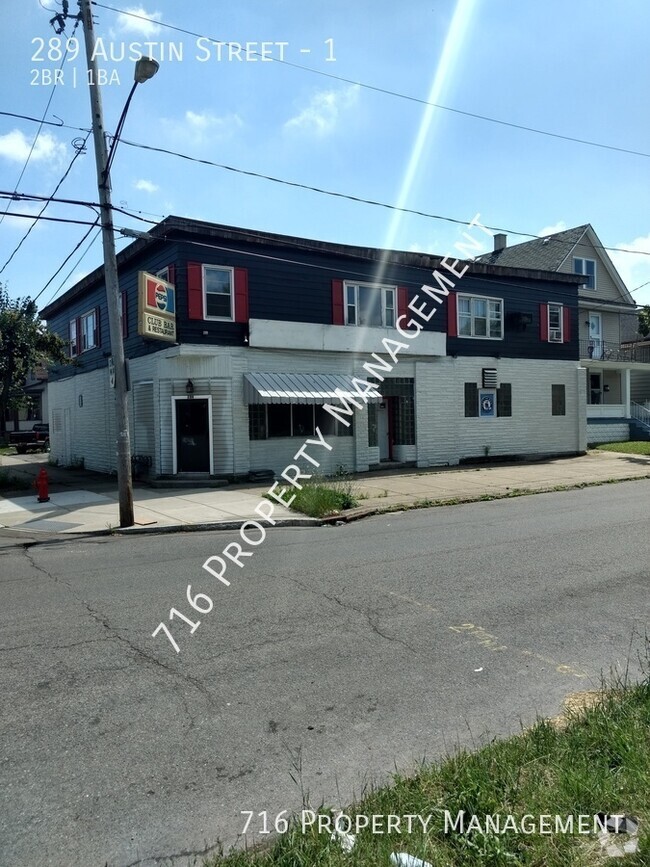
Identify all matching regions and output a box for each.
[138,271,176,342]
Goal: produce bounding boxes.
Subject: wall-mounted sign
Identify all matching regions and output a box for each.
[138,272,176,342]
[479,389,496,418]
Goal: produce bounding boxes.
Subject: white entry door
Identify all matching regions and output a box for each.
[589,313,603,359]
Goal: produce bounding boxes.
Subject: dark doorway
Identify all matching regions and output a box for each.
[175,399,210,473]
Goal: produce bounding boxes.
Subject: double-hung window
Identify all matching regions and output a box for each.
[69,319,78,357]
[573,257,596,289]
[547,304,563,342]
[457,294,503,339]
[203,265,233,319]
[80,310,97,351]
[345,282,396,327]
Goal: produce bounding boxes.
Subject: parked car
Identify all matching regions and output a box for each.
[9,423,50,454]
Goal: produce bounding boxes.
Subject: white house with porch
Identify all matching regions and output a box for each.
[479,224,650,443]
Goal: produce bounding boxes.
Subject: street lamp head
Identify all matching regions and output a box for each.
[134,57,159,83]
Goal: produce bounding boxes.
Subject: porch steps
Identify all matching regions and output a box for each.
[629,420,650,441]
[149,475,229,489]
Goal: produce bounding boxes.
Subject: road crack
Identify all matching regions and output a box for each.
[289,577,415,653]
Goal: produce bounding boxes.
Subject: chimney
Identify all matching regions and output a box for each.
[493,233,507,252]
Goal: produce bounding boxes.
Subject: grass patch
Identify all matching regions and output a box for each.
[0,469,30,491]
[595,441,650,456]
[0,446,15,456]
[274,474,359,518]
[205,656,650,867]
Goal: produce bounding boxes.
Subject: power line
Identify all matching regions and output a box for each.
[0,133,91,275]
[37,226,102,306]
[0,17,80,229]
[0,190,158,224]
[119,138,650,261]
[94,2,650,161]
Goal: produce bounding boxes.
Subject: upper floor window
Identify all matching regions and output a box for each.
[457,294,503,339]
[345,282,395,328]
[69,308,99,356]
[573,257,596,290]
[155,266,174,284]
[69,319,78,357]
[548,303,563,342]
[80,310,98,351]
[203,265,233,320]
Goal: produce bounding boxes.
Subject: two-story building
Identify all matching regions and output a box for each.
[41,217,587,479]
[479,225,650,443]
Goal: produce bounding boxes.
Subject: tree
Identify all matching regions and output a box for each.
[0,287,67,437]
[639,306,650,338]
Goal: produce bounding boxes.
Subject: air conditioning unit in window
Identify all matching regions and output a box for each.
[550,328,562,341]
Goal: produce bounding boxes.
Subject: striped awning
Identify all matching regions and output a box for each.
[243,372,381,405]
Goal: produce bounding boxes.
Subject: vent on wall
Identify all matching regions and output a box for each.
[482,368,498,388]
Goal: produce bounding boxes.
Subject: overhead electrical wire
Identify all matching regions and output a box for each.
[0,17,81,229]
[93,1,650,161]
[0,132,92,275]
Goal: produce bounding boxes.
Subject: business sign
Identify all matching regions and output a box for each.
[479,389,496,418]
[138,272,176,342]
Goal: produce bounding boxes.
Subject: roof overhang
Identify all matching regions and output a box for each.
[243,372,381,404]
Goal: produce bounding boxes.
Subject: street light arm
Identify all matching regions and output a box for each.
[104,80,138,184]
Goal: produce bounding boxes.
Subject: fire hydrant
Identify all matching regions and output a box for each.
[34,467,50,503]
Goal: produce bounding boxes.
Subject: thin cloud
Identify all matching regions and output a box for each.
[163,110,243,145]
[284,85,360,135]
[115,5,162,37]
[134,179,159,193]
[0,130,66,165]
[538,221,567,237]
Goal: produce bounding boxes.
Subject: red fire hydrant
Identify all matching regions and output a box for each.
[34,467,50,503]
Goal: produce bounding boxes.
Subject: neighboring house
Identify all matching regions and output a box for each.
[4,367,48,433]
[479,225,650,442]
[41,217,587,478]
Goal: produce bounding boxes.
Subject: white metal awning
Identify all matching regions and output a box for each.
[243,372,381,405]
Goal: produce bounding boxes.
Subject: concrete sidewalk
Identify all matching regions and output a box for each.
[1,449,650,537]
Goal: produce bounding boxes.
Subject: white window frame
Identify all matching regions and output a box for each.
[573,257,597,290]
[457,293,503,340]
[155,266,173,283]
[548,303,563,343]
[69,319,78,357]
[80,310,97,352]
[202,265,234,321]
[344,281,396,328]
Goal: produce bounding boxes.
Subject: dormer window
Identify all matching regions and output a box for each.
[573,257,596,290]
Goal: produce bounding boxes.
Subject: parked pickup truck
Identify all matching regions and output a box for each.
[9,423,50,454]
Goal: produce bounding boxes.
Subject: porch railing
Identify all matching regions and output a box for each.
[631,401,650,428]
[579,339,650,363]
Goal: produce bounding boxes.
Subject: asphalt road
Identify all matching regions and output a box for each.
[1,482,649,867]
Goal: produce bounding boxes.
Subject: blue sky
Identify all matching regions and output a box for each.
[1,0,650,310]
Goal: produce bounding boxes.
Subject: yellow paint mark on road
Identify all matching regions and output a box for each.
[387,592,588,678]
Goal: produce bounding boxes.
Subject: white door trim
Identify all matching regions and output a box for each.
[171,395,213,475]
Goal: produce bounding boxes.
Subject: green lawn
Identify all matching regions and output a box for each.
[595,441,650,455]
[205,663,649,867]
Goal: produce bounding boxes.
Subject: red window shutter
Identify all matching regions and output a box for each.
[397,286,409,321]
[167,264,176,285]
[563,307,571,342]
[540,303,549,341]
[234,267,249,323]
[94,306,101,347]
[447,292,457,337]
[332,279,344,325]
[187,262,204,320]
[121,292,128,337]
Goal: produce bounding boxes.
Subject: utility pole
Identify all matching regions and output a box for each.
[78,0,134,526]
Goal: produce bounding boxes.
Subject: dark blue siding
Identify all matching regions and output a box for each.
[44,228,581,381]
